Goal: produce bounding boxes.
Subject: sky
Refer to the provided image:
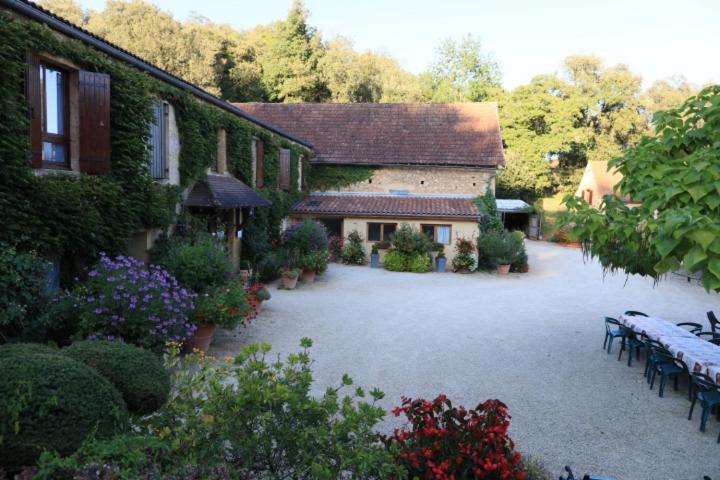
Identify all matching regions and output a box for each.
[75,0,719,90]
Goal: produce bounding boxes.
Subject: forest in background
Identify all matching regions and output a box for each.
[40,0,701,201]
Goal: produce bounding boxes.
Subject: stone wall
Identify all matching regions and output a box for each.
[336,166,496,195]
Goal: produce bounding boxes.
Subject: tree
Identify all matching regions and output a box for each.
[561,86,720,291]
[642,75,697,119]
[421,35,502,102]
[256,0,329,102]
[39,0,86,25]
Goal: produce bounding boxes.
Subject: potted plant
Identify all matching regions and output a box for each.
[370,244,380,268]
[281,268,300,289]
[247,283,271,317]
[436,247,447,273]
[298,254,317,283]
[189,279,251,352]
[495,259,512,275]
[451,237,476,273]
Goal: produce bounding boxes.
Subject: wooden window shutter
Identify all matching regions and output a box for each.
[279,148,290,190]
[256,139,264,188]
[78,71,111,173]
[26,52,42,168]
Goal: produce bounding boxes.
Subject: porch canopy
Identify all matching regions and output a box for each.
[185,174,270,209]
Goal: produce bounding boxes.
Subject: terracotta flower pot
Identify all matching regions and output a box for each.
[496,264,511,275]
[520,263,529,273]
[185,323,216,353]
[301,269,316,283]
[281,274,298,290]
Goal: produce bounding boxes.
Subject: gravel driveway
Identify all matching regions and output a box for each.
[211,241,720,479]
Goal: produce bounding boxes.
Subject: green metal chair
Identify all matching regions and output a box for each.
[617,325,644,367]
[688,373,720,441]
[649,352,689,398]
[603,317,624,354]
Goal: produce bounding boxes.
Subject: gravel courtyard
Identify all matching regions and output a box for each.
[211,241,720,479]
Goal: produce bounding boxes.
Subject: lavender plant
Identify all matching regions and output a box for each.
[77,254,196,352]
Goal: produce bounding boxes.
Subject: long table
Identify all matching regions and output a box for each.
[619,314,720,384]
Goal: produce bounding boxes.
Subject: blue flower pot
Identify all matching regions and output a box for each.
[370,253,380,268]
[436,256,446,272]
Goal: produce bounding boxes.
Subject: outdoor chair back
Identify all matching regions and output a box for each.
[624,310,648,317]
[708,311,719,334]
[676,322,703,334]
[688,373,720,440]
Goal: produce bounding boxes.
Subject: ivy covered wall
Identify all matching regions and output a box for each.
[0,10,310,269]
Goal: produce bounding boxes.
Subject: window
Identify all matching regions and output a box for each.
[252,138,264,188]
[40,63,69,166]
[367,222,396,242]
[148,102,168,179]
[279,148,291,190]
[422,224,452,244]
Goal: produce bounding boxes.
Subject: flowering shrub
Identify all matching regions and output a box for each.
[455,237,476,255]
[386,395,525,480]
[342,230,366,265]
[77,254,196,353]
[193,278,250,330]
[245,283,270,322]
[282,219,329,255]
[328,235,344,262]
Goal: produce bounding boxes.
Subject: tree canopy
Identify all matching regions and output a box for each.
[561,86,720,291]
[39,0,702,202]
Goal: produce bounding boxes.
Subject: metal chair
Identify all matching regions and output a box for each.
[676,322,703,334]
[708,311,719,334]
[649,352,689,398]
[696,331,720,341]
[603,317,624,354]
[642,337,666,382]
[617,325,644,367]
[688,373,720,441]
[624,310,648,317]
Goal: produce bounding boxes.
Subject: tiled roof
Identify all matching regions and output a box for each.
[7,0,311,147]
[233,103,505,168]
[185,174,270,209]
[291,193,480,219]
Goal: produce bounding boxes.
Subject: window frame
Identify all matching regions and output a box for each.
[421,224,452,245]
[367,222,397,242]
[39,60,70,169]
[148,101,169,180]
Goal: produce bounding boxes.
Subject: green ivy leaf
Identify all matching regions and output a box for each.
[683,246,708,272]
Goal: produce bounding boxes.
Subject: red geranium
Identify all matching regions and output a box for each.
[385,395,525,480]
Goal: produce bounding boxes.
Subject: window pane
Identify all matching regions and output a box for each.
[42,66,65,135]
[368,223,381,241]
[382,224,396,241]
[437,226,451,244]
[43,142,66,163]
[421,225,435,240]
[148,103,166,179]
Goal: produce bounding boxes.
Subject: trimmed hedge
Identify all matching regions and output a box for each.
[0,342,59,359]
[64,341,170,415]
[0,353,128,471]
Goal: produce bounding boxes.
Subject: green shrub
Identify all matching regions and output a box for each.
[452,252,476,272]
[0,244,52,343]
[282,219,328,256]
[383,251,408,272]
[63,341,170,415]
[342,230,366,265]
[477,230,526,270]
[194,278,251,330]
[297,250,330,274]
[0,353,128,471]
[390,223,431,257]
[476,188,504,234]
[408,254,433,273]
[153,234,232,295]
[0,342,59,359]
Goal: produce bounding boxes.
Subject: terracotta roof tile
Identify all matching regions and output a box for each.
[233,103,504,168]
[291,193,480,219]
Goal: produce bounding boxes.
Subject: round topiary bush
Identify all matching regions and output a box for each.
[0,342,60,359]
[0,353,128,471]
[63,340,170,415]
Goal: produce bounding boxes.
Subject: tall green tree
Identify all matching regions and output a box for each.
[421,35,502,102]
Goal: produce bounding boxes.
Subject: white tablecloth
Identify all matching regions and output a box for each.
[620,314,720,383]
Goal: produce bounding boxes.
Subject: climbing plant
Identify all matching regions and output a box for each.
[562,86,720,291]
[0,11,310,276]
[306,165,374,191]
